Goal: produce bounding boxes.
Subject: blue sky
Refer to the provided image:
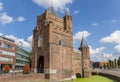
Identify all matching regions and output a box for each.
[0,0,120,61]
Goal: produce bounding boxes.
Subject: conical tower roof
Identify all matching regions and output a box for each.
[65,8,71,16]
[48,4,57,15]
[80,36,88,47]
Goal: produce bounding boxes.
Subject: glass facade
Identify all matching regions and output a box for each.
[4,44,13,50]
[0,35,30,71]
[15,47,30,70]
[0,57,13,62]
[0,50,15,56]
[0,36,16,71]
[0,43,14,50]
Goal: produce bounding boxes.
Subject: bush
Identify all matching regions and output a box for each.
[3,65,11,73]
[23,64,30,74]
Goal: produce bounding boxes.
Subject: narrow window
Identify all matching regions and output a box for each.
[58,40,62,46]
[38,34,43,47]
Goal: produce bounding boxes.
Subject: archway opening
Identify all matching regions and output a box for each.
[76,73,81,78]
[38,56,44,73]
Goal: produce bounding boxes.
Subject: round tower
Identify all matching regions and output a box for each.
[79,36,92,78]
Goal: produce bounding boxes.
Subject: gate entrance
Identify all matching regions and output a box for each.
[38,56,44,73]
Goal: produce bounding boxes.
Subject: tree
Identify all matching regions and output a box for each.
[23,64,30,74]
[108,60,114,68]
[117,57,120,68]
[114,59,117,68]
[3,65,11,73]
[103,64,106,69]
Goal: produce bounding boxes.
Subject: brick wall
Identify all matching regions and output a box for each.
[0,74,45,82]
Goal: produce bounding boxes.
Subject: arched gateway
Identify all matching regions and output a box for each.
[31,4,91,80]
[38,56,44,73]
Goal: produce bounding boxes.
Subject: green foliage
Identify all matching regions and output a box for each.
[114,59,117,68]
[3,65,11,73]
[108,60,115,68]
[117,57,120,68]
[23,64,30,74]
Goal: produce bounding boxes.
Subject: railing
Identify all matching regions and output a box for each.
[92,68,120,77]
[16,57,29,62]
[17,51,29,57]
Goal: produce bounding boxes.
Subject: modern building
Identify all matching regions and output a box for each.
[32,5,91,81]
[92,62,110,69]
[0,35,17,70]
[15,47,30,70]
[0,35,30,72]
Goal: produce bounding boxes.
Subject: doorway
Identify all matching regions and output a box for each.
[38,56,44,73]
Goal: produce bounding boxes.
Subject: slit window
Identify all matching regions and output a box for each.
[58,40,62,46]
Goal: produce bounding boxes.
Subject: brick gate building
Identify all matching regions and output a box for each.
[32,5,91,80]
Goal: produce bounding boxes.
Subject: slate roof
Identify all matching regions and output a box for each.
[48,6,57,15]
[80,37,88,47]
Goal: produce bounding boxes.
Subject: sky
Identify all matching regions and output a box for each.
[0,0,120,62]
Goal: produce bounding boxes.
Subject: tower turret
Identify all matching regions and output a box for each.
[47,5,57,15]
[79,36,91,78]
[64,8,72,33]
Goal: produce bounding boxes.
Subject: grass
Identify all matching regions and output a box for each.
[63,75,115,82]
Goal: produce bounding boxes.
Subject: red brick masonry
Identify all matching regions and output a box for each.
[0,74,45,82]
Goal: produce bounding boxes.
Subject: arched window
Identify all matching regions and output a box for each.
[58,40,62,46]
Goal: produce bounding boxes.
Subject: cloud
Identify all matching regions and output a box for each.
[89,46,106,55]
[73,10,79,15]
[73,31,90,42]
[100,30,120,59]
[112,19,117,23]
[91,51,115,62]
[91,22,98,27]
[0,2,25,25]
[0,33,3,36]
[89,46,116,61]
[0,12,13,25]
[115,44,120,53]
[32,0,73,12]
[17,16,26,22]
[100,30,120,44]
[89,46,115,62]
[27,35,33,43]
[0,2,13,25]
[5,35,31,48]
[0,2,3,11]
[102,53,114,59]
